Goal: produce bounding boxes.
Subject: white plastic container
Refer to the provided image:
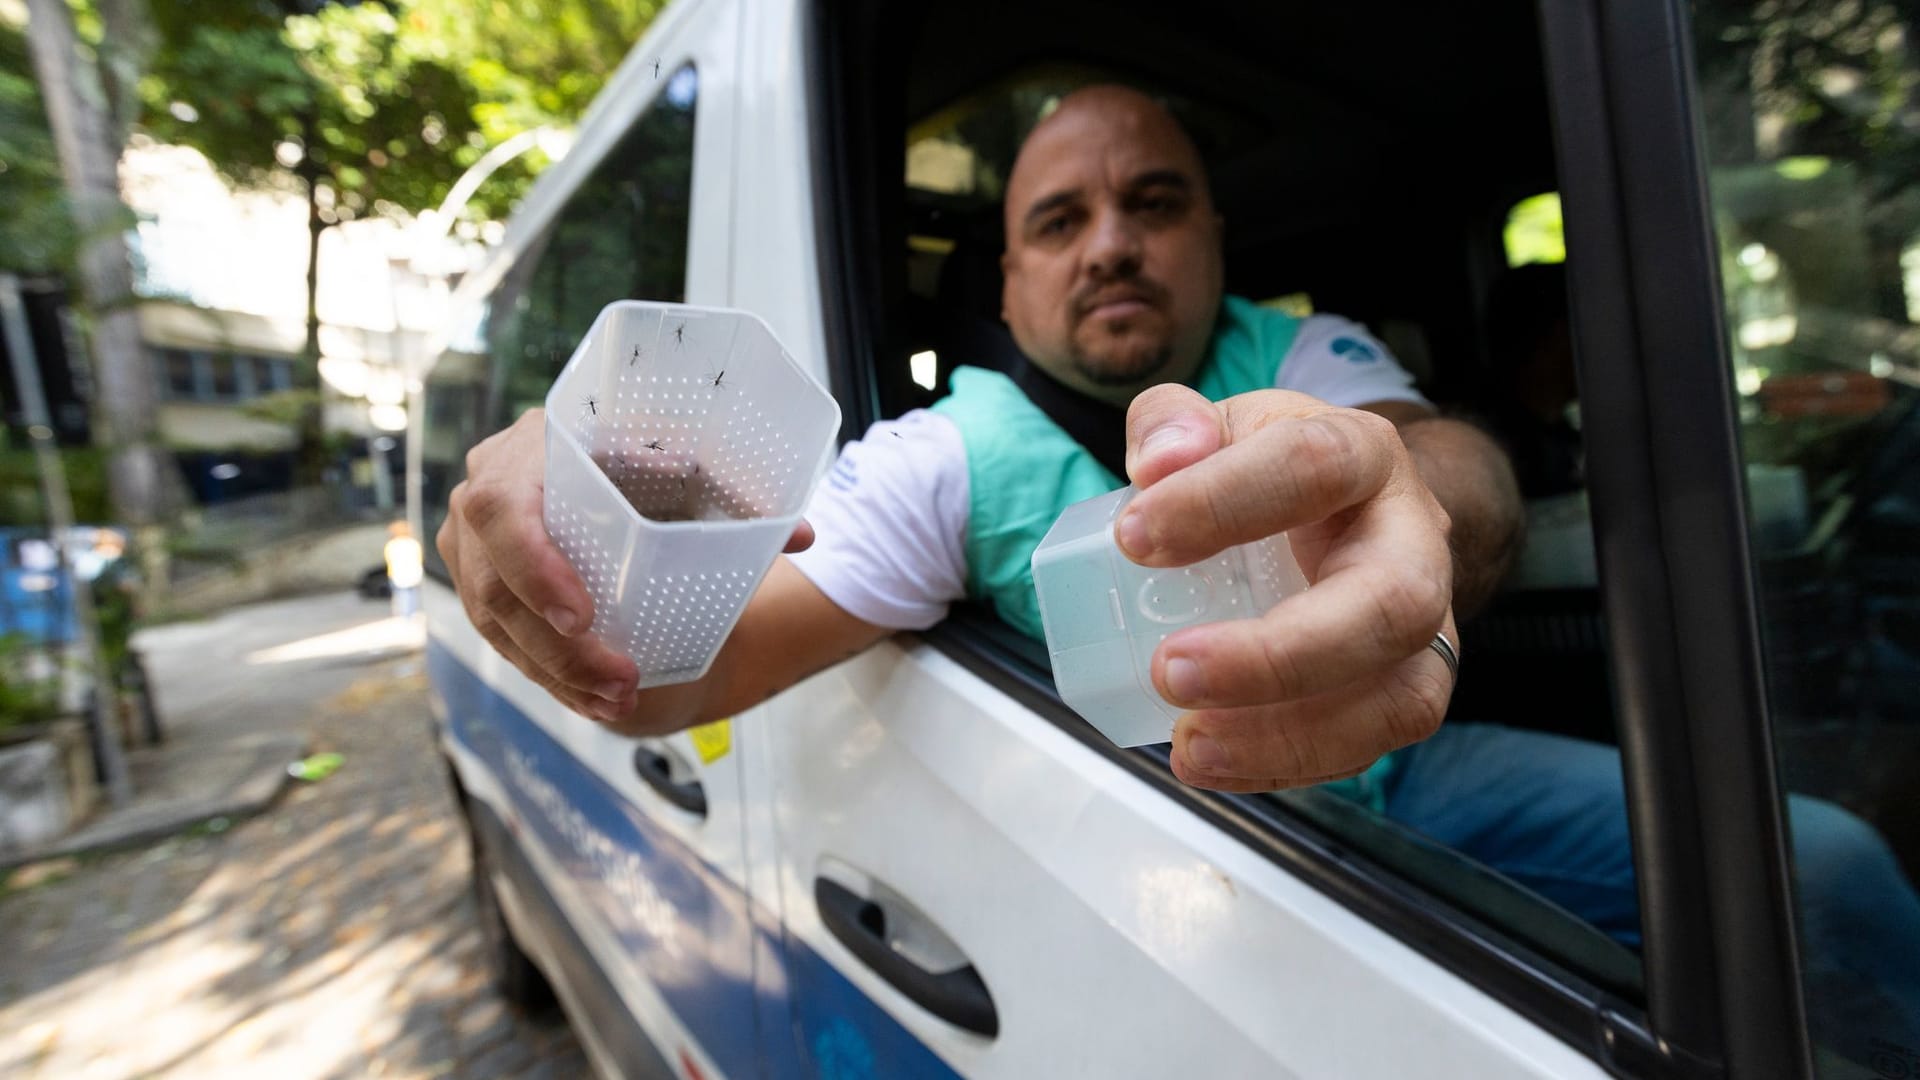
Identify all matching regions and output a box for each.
[1031,486,1309,747]
[543,301,841,688]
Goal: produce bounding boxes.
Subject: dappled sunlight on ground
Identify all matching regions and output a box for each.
[0,664,585,1080]
[245,615,427,667]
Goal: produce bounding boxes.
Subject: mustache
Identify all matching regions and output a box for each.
[1072,276,1168,319]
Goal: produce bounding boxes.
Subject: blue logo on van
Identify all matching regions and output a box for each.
[1330,336,1380,363]
[812,1017,876,1080]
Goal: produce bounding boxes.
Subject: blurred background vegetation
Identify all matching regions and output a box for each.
[4,0,660,276]
[0,0,662,594]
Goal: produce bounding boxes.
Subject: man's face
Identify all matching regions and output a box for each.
[1001,89,1224,404]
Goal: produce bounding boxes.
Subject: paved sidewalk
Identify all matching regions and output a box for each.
[6,592,430,869]
[0,593,588,1079]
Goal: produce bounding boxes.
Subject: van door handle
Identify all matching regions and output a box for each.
[632,745,707,817]
[814,877,998,1038]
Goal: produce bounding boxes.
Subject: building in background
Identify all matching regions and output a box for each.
[120,138,489,511]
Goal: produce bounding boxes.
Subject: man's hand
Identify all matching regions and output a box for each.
[1120,385,1458,792]
[437,407,815,725]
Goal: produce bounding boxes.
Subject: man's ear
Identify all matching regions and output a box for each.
[1000,249,1018,321]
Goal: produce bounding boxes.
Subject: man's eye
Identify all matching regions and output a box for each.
[1039,216,1071,237]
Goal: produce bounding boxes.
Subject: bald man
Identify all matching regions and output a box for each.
[439,85,1522,791]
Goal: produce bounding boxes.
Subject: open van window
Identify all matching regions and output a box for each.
[817,0,1653,1025]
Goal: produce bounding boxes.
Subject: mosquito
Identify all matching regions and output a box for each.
[580,395,600,420]
[707,369,728,391]
[644,438,666,452]
[652,58,661,78]
[630,344,644,366]
[673,322,687,347]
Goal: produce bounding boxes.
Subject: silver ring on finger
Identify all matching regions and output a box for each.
[1428,630,1460,682]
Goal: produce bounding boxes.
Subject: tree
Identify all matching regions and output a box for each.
[133,0,660,478]
[138,1,484,338]
[301,0,663,223]
[138,0,486,480]
[20,0,172,537]
[0,19,75,274]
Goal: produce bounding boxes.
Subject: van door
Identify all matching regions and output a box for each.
[748,640,1608,1078]
[418,1,761,1075]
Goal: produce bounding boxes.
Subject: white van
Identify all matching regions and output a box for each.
[409,0,1920,1076]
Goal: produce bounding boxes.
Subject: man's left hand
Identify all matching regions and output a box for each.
[1121,383,1457,792]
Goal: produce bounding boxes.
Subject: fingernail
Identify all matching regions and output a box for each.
[1116,511,1152,558]
[547,606,581,636]
[1143,422,1191,457]
[1185,733,1229,773]
[594,679,631,702]
[590,700,622,723]
[1165,657,1206,704]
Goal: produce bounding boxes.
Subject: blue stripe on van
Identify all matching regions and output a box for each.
[427,641,964,1080]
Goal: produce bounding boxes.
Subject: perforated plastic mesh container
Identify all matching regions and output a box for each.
[544,301,841,688]
[1031,486,1309,747]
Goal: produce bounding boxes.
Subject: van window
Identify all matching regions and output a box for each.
[420,64,700,578]
[883,43,1642,1001]
[1691,2,1920,1072]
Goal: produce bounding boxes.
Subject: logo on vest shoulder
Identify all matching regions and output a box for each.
[1330,337,1380,363]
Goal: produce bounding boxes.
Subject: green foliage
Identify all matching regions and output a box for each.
[139,0,660,227]
[0,632,60,736]
[1503,193,1565,269]
[0,19,77,273]
[140,1,485,224]
[90,550,140,675]
[0,448,113,527]
[240,387,322,427]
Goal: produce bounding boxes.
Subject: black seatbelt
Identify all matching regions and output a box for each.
[1007,353,1133,482]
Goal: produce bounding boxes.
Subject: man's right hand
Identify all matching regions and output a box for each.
[436,407,816,725]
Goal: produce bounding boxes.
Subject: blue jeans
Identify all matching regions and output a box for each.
[1381,722,1920,1064]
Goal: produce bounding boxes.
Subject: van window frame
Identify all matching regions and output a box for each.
[1537,0,1814,1072]
[804,0,1801,1076]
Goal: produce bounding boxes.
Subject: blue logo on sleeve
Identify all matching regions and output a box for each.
[1330,337,1380,363]
[827,457,859,493]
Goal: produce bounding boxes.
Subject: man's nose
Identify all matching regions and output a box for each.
[1083,206,1143,280]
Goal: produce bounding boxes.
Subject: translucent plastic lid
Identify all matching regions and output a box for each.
[1031,486,1307,747]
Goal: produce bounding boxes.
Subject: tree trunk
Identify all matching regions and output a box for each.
[93,0,156,140]
[294,112,328,493]
[22,0,169,528]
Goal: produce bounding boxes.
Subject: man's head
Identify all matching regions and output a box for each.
[1001,84,1224,405]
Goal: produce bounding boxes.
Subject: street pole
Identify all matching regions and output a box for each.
[1,273,133,807]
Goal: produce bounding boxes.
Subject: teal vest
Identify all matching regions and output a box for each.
[932,295,1298,638]
[932,296,1396,807]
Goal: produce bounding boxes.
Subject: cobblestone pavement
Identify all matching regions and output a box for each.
[0,600,590,1080]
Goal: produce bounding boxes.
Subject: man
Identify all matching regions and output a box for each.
[440,85,1519,793]
[440,86,1920,1053]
